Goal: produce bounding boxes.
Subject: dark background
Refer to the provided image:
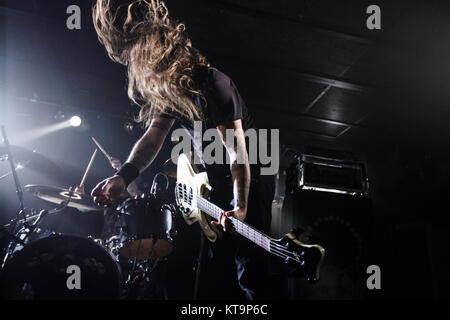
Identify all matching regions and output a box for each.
[1,0,450,299]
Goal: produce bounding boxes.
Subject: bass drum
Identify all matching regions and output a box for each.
[0,234,122,300]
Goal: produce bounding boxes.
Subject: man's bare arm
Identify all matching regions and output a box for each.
[110,157,141,196]
[216,119,250,222]
[91,116,174,207]
[127,117,175,172]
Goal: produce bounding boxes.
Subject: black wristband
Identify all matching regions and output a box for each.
[116,162,139,187]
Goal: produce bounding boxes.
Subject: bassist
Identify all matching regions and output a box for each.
[90,0,275,300]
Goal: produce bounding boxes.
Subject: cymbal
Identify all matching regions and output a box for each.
[0,145,61,177]
[24,184,102,212]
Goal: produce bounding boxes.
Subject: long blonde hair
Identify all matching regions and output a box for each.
[92,0,209,126]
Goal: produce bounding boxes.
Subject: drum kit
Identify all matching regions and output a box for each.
[0,126,179,300]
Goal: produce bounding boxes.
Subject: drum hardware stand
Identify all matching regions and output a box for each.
[1,193,76,270]
[1,126,26,232]
[123,255,164,299]
[124,238,160,285]
[125,257,161,284]
[1,194,76,268]
[10,209,48,245]
[3,185,77,230]
[0,225,29,249]
[1,125,28,267]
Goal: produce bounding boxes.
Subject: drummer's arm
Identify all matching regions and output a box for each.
[110,158,141,197]
[127,117,175,173]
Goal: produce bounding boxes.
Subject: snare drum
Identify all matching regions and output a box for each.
[117,194,176,261]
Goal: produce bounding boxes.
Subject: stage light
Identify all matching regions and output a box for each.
[70,116,82,127]
[6,113,85,145]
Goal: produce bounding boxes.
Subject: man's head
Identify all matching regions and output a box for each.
[93,0,208,126]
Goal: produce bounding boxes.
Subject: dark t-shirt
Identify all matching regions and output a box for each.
[162,67,259,199]
[195,67,255,131]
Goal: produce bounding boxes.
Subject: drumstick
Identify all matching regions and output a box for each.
[91,137,112,160]
[80,148,98,186]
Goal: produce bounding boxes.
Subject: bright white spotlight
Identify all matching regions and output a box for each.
[70,116,82,127]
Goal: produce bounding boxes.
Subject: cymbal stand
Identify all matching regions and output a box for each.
[1,188,76,269]
[1,126,26,231]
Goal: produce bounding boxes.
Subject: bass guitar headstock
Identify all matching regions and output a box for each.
[270,228,325,283]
